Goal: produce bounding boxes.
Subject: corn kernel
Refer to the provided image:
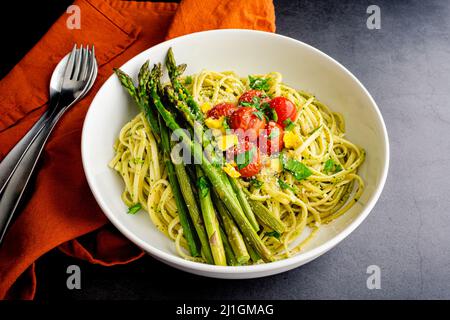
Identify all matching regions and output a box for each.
[205,116,224,130]
[223,163,241,178]
[283,130,302,149]
[201,102,212,113]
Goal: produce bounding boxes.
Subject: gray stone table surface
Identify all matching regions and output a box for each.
[35,0,450,300]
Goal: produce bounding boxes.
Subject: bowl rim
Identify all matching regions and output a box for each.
[81,28,390,275]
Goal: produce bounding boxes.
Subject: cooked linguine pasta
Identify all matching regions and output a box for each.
[110,69,365,264]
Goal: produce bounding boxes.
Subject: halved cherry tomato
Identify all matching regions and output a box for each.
[238,90,271,105]
[233,140,262,178]
[207,102,237,119]
[269,97,297,126]
[229,107,266,141]
[259,121,284,155]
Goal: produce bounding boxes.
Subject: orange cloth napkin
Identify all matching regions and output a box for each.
[0,0,275,299]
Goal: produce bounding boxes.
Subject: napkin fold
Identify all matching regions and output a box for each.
[0,0,275,299]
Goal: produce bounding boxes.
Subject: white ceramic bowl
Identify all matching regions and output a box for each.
[82,29,389,279]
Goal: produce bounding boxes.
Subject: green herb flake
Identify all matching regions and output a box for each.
[268,107,278,122]
[240,101,253,107]
[265,231,281,239]
[197,176,210,198]
[250,178,264,189]
[323,159,334,173]
[277,179,295,192]
[253,110,265,120]
[249,75,271,91]
[184,76,193,85]
[283,119,296,131]
[223,117,231,130]
[236,147,256,170]
[239,95,264,109]
[323,159,343,174]
[127,203,142,214]
[283,158,312,181]
[260,102,270,109]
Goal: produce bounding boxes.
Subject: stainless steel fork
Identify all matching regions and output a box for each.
[0,45,98,244]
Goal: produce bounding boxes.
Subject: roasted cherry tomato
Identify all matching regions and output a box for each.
[229,107,267,140]
[269,97,297,126]
[234,141,262,178]
[259,121,284,155]
[238,90,271,105]
[206,102,237,119]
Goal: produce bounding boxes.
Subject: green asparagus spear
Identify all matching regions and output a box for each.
[148,64,273,262]
[249,200,286,234]
[114,66,160,140]
[196,167,226,266]
[171,144,214,264]
[164,85,226,168]
[166,48,203,121]
[228,177,259,232]
[164,86,196,127]
[213,192,250,265]
[137,60,150,105]
[159,115,199,257]
[245,240,262,264]
[162,62,237,197]
[220,227,238,266]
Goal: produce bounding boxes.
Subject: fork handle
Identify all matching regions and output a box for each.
[0,102,65,244]
[0,96,60,194]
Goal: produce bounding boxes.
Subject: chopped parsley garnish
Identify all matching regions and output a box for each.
[240,96,261,108]
[323,159,334,173]
[239,96,279,122]
[283,119,295,131]
[236,146,256,170]
[252,96,261,105]
[197,176,210,198]
[249,75,271,91]
[281,154,312,181]
[127,203,142,214]
[323,159,343,174]
[258,101,278,122]
[277,178,295,192]
[241,98,276,122]
[260,102,270,109]
[184,76,193,85]
[240,101,253,107]
[249,178,263,189]
[265,231,281,239]
[253,110,265,120]
[267,106,278,122]
[223,116,231,130]
[240,96,264,109]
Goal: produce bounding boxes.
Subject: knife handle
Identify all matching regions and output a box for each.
[0,99,64,244]
[0,96,60,194]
